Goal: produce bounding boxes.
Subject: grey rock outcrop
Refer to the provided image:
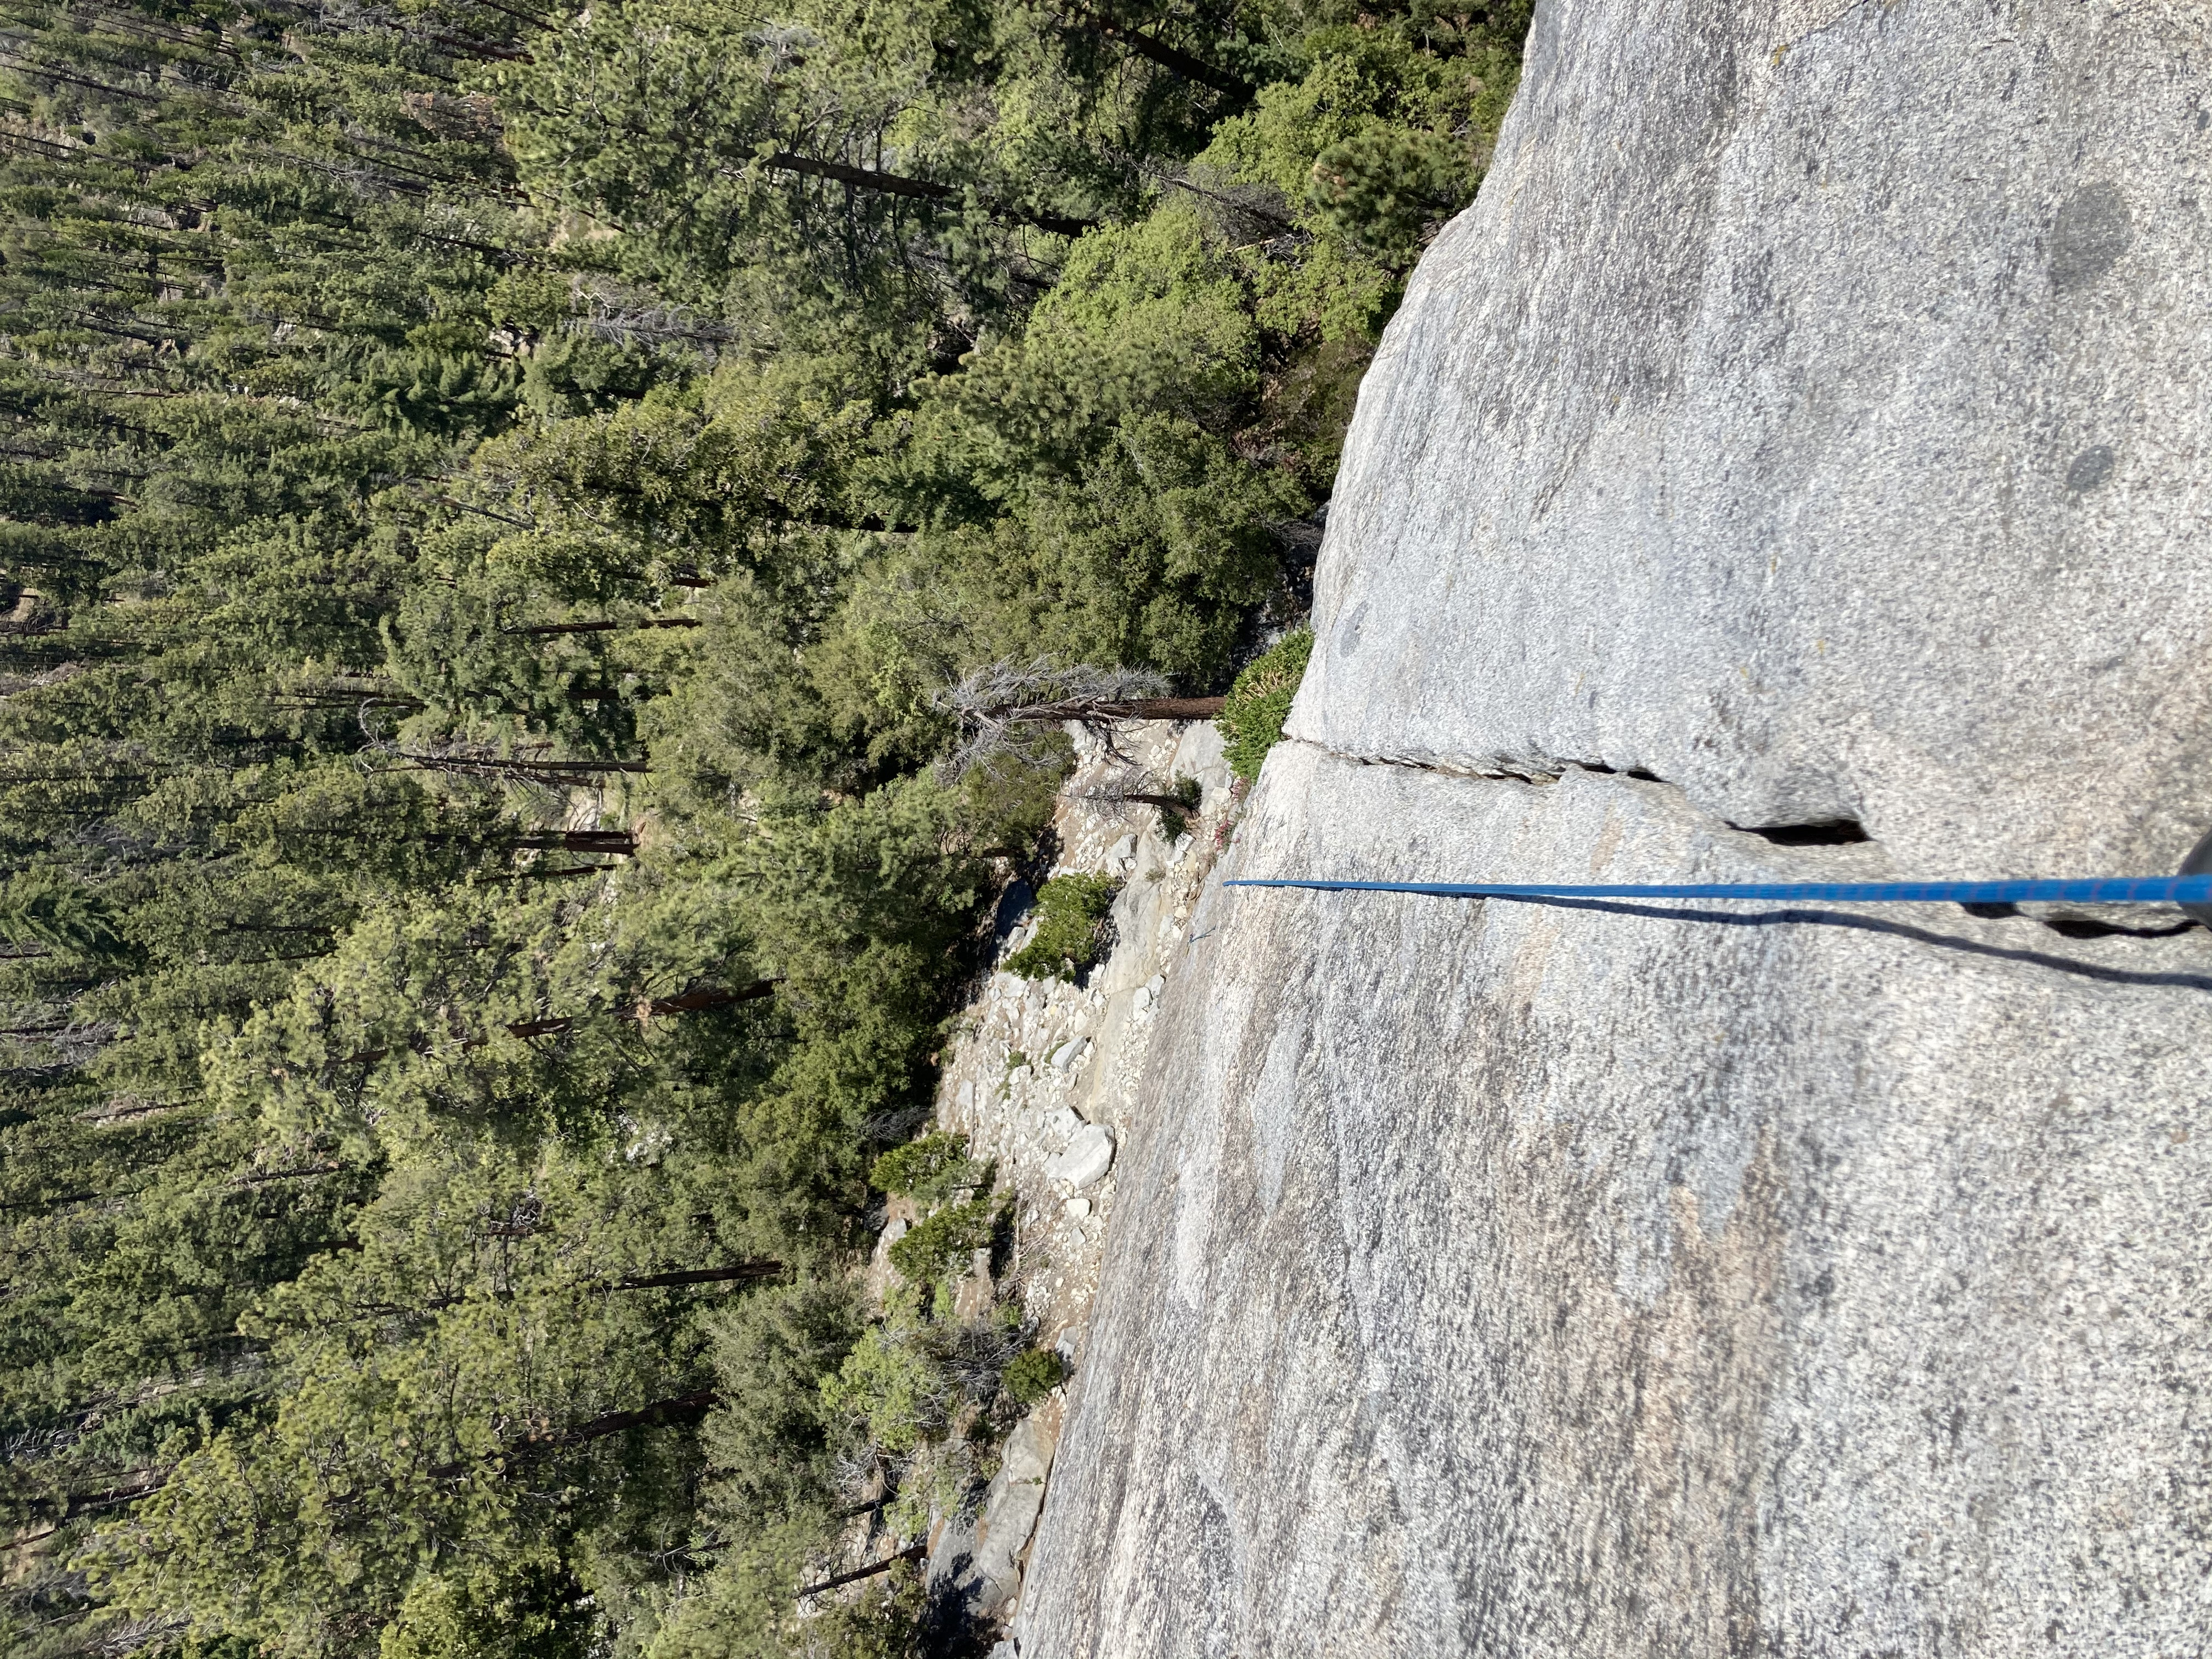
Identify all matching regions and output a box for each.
[1299,0,2212,880]
[928,1408,1061,1621]
[1014,4,2212,1656]
[1045,1124,1115,1191]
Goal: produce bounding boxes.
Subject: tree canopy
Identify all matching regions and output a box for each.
[0,0,1529,1652]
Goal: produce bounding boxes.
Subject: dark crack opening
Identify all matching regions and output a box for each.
[1735,820,1871,847]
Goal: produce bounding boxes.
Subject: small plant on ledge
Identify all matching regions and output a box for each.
[1005,873,1118,980]
[1001,1346,1069,1407]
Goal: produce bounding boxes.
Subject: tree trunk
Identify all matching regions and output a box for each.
[393,1261,787,1315]
[636,979,780,1019]
[614,1261,785,1290]
[18,1469,168,1532]
[1000,694,1226,723]
[798,1542,927,1598]
[512,830,638,855]
[422,1389,721,1481]
[44,1387,743,1529]
[346,981,778,1064]
[504,617,700,635]
[232,1163,351,1188]
[1102,695,1226,719]
[389,752,651,781]
[0,1190,97,1210]
[764,153,1098,240]
[498,758,652,776]
[521,1388,718,1449]
[1077,7,1255,99]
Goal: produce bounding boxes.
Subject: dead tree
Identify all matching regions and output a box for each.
[937,658,1223,776]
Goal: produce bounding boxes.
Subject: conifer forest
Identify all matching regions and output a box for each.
[0,1,1528,1651]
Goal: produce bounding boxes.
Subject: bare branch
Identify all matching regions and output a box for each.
[936,657,1220,777]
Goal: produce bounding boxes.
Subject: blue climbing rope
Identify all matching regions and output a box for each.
[1226,875,2212,906]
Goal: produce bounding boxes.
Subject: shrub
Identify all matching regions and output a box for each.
[887,1196,1000,1285]
[379,1555,590,1659]
[1000,1347,1068,1406]
[818,1318,945,1455]
[868,1132,983,1203]
[1003,873,1117,980]
[1154,774,1202,843]
[1307,129,1477,265]
[1217,627,1313,785]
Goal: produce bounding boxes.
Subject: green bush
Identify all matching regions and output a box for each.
[1154,774,1203,843]
[700,1282,861,1526]
[868,1132,983,1204]
[1307,129,1476,266]
[1004,873,1117,980]
[379,1556,591,1659]
[887,1197,1000,1285]
[1000,1347,1068,1407]
[1217,627,1313,785]
[817,1318,946,1455]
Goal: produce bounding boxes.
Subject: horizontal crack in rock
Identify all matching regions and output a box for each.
[1285,734,1560,785]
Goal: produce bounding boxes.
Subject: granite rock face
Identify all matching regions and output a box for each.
[1013,3,2212,1654]
[1298,0,2212,879]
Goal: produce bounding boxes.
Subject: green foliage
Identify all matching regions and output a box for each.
[803,1566,929,1659]
[1155,774,1205,842]
[643,1533,922,1659]
[814,1293,1032,1543]
[1218,627,1315,784]
[867,1132,985,1203]
[885,1197,1002,1287]
[0,0,1527,1652]
[1002,1346,1069,1406]
[1203,16,1523,282]
[1005,873,1119,980]
[379,1558,592,1659]
[702,1281,863,1527]
[0,867,121,957]
[1308,127,1475,262]
[819,1313,948,1457]
[635,1521,818,1659]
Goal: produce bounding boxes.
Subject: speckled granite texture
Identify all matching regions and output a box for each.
[1297,0,2212,878]
[1011,2,2212,1653]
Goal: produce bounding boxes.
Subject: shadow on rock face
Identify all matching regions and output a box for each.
[1492,896,2212,991]
[918,1547,1002,1659]
[994,880,1036,943]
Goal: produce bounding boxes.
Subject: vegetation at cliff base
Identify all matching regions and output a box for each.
[0,0,1528,1652]
[1004,872,1119,980]
[869,1131,988,1204]
[1000,1346,1069,1406]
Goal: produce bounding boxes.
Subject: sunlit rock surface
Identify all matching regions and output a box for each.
[1013,3,2212,1654]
